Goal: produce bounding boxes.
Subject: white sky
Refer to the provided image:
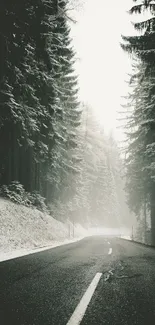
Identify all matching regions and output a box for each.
[70,0,139,142]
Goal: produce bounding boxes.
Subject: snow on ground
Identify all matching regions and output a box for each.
[120,235,131,240]
[0,198,87,262]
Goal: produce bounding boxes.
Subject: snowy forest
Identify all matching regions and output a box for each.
[0,0,132,232]
[121,0,155,245]
[2,0,155,245]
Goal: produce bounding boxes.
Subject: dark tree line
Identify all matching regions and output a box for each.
[121,0,155,244]
[0,0,81,206]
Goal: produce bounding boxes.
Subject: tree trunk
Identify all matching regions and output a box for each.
[144,200,147,244]
[150,191,155,246]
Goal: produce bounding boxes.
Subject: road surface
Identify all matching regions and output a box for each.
[1,236,155,324]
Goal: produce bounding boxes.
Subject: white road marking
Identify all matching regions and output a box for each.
[108,247,112,255]
[66,272,102,325]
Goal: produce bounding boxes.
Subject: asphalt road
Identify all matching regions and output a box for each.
[1,236,155,325]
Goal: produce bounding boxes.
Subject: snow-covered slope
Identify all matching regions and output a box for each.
[0,198,86,262]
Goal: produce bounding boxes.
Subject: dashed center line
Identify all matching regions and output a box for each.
[66,272,102,325]
[108,247,112,255]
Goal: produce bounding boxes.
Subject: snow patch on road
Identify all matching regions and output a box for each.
[108,247,112,255]
[0,198,87,262]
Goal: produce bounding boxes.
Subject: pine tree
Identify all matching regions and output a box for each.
[0,0,58,193]
[45,0,81,205]
[0,0,82,221]
[121,0,155,244]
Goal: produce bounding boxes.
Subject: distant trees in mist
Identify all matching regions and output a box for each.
[63,105,132,228]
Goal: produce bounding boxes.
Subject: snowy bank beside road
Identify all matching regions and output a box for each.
[0,198,86,262]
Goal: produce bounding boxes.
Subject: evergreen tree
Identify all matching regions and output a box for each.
[121,0,155,244]
[0,0,81,220]
[46,0,81,204]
